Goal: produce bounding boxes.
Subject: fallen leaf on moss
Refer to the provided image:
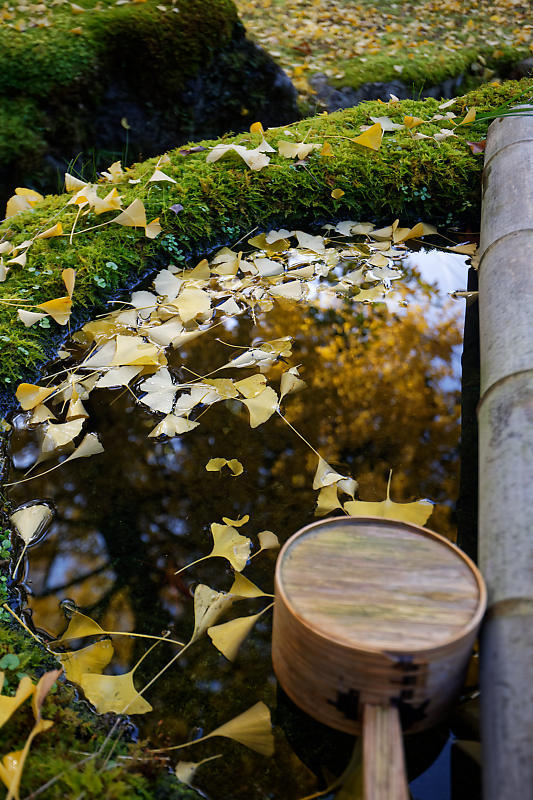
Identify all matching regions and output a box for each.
[0,675,34,729]
[16,310,47,327]
[36,296,72,326]
[277,140,321,159]
[36,222,63,239]
[149,169,176,184]
[206,143,271,171]
[352,122,382,150]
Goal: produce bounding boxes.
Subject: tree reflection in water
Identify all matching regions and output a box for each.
[7,270,461,800]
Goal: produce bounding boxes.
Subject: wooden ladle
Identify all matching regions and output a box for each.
[272,517,486,799]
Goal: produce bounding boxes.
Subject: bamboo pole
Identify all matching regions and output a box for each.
[478,107,533,800]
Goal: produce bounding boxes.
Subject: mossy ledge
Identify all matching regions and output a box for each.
[0,620,202,799]
[0,0,298,203]
[0,78,531,410]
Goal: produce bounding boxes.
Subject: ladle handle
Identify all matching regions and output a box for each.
[362,703,409,800]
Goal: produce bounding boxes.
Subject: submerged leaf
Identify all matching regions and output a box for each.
[175,755,222,788]
[205,458,243,476]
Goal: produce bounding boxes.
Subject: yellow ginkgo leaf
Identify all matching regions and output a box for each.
[250,121,264,135]
[320,141,333,156]
[190,585,235,643]
[204,702,274,756]
[447,243,477,255]
[66,394,88,420]
[0,750,24,800]
[145,218,162,239]
[0,675,34,729]
[32,670,61,721]
[459,107,476,125]
[234,374,267,398]
[149,169,176,184]
[277,140,321,159]
[148,415,199,438]
[222,515,249,528]
[313,456,347,490]
[205,458,243,476]
[229,573,268,599]
[36,222,63,239]
[315,484,342,517]
[42,418,84,450]
[15,187,43,203]
[16,309,43,328]
[343,473,433,526]
[113,198,146,229]
[10,503,53,547]
[30,404,56,424]
[111,335,163,367]
[352,122,383,150]
[15,383,55,410]
[65,433,104,462]
[176,755,221,788]
[257,531,280,551]
[59,640,114,685]
[209,524,251,571]
[241,387,278,428]
[60,268,76,298]
[280,368,306,401]
[55,610,105,644]
[5,195,32,218]
[101,161,124,183]
[173,287,211,323]
[403,116,426,129]
[36,296,72,326]
[207,610,264,661]
[64,173,88,192]
[80,670,152,715]
[331,188,345,199]
[93,187,122,215]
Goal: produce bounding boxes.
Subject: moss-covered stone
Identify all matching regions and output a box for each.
[0,0,298,202]
[0,77,530,407]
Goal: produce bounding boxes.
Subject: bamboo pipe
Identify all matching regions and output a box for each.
[478,106,533,800]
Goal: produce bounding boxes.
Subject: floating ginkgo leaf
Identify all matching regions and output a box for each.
[352,122,383,150]
[36,296,72,326]
[176,755,222,788]
[10,503,53,576]
[81,669,152,715]
[344,472,433,526]
[208,608,269,661]
[241,387,278,428]
[312,457,347,490]
[229,573,270,599]
[205,458,243,476]
[66,433,104,462]
[222,515,249,528]
[234,374,267,398]
[190,585,235,643]
[55,610,105,644]
[315,483,342,517]
[257,531,280,551]
[203,702,274,755]
[95,366,143,389]
[139,368,177,414]
[156,702,274,757]
[148,415,199,438]
[111,335,163,367]
[59,640,114,685]
[280,367,306,400]
[173,287,211,323]
[15,383,55,410]
[295,231,325,254]
[0,674,34,728]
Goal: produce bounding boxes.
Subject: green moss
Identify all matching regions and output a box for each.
[0,77,531,393]
[0,621,202,798]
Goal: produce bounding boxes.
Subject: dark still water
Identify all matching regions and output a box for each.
[6,230,479,799]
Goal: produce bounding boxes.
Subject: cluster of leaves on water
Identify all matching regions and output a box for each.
[0,187,467,794]
[0,73,517,388]
[235,0,533,102]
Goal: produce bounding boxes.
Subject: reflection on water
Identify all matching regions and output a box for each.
[7,241,467,799]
